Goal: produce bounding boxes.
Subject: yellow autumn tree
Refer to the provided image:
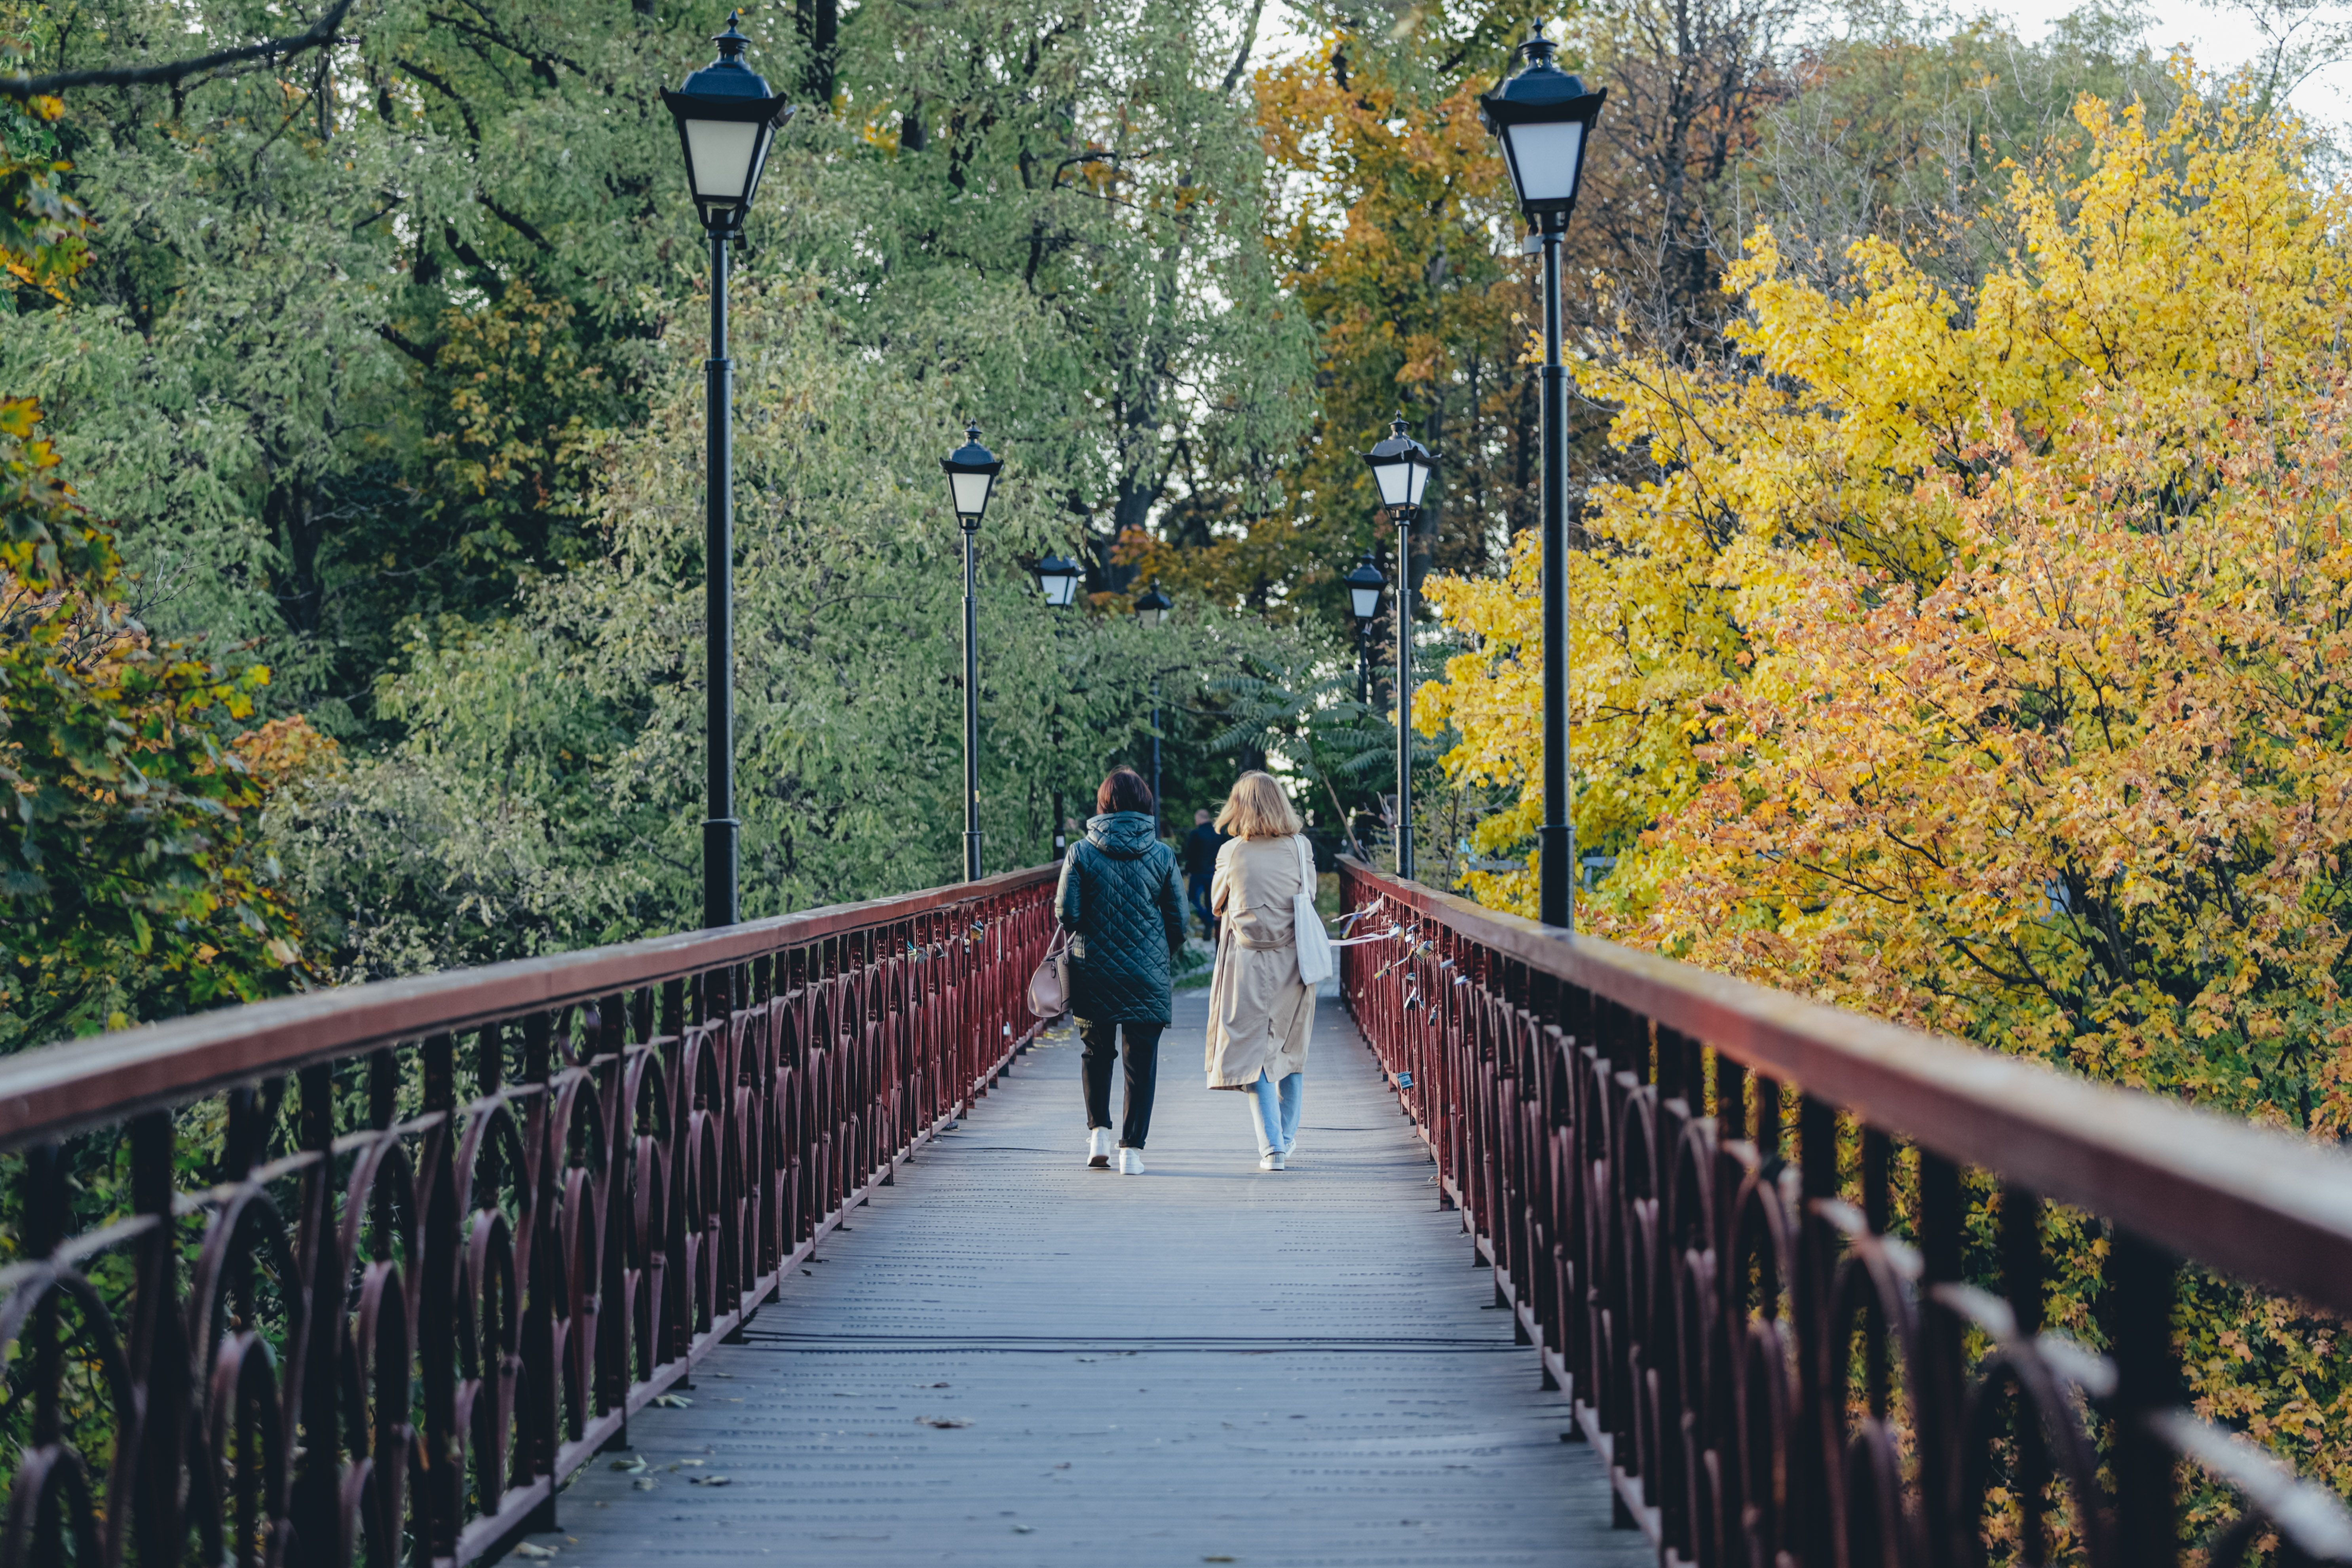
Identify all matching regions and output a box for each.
[1421,74,2352,1527]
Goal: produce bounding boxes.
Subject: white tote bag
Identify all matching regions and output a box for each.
[1292,834,1334,986]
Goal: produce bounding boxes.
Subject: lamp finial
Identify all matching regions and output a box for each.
[714,10,748,57]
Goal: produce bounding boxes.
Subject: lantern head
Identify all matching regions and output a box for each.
[1362,414,1437,513]
[1479,25,1607,223]
[662,13,794,235]
[942,422,1003,528]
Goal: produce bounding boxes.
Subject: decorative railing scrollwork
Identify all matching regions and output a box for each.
[1339,857,2352,1568]
[0,865,1058,1568]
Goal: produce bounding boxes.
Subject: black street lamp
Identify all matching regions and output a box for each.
[1343,551,1387,705]
[1362,415,1435,880]
[1135,582,1172,836]
[943,423,1004,881]
[1135,580,1172,627]
[1482,20,1604,933]
[1034,551,1084,609]
[663,10,791,930]
[1033,552,1083,857]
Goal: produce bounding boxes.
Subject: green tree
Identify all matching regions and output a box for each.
[1,395,317,1046]
[278,270,1306,975]
[0,0,696,733]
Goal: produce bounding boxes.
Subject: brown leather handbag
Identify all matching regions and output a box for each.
[1026,926,1073,1019]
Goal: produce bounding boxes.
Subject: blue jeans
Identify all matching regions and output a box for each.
[1249,1068,1303,1156]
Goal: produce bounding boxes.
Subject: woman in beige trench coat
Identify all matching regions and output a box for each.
[1203,772,1316,1171]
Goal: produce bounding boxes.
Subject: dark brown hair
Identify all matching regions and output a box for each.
[1097,767,1154,816]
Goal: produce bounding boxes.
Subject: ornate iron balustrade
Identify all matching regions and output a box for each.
[0,865,1058,1568]
[1339,858,2352,1568]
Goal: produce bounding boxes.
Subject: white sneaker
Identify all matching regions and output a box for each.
[1118,1146,1146,1175]
[1259,1152,1286,1172]
[1088,1129,1113,1169]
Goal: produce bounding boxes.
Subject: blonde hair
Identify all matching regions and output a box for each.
[1215,771,1303,840]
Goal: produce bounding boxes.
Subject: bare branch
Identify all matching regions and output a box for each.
[1220,0,1265,95]
[1,0,356,97]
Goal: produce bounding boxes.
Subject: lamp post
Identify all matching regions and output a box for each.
[1034,552,1083,857]
[1362,415,1436,880]
[663,10,791,930]
[1343,551,1387,706]
[943,423,1004,881]
[1135,582,1172,836]
[1482,21,1604,932]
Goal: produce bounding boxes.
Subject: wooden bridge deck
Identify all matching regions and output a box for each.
[536,990,1651,1567]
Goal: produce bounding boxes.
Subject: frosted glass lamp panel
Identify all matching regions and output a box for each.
[950,468,995,519]
[1402,456,1432,507]
[686,119,760,199]
[1504,120,1586,205]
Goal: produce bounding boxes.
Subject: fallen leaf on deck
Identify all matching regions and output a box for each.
[609,1457,646,1473]
[917,1416,971,1428]
[512,1545,555,1560]
[689,1475,732,1486]
[632,1479,657,1492]
[652,1394,693,1408]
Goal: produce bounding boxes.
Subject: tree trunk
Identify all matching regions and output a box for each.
[796,0,837,103]
[265,467,325,638]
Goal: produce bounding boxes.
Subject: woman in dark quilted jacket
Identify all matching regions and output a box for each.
[1054,767,1185,1175]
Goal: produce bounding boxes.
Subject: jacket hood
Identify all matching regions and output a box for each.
[1084,811,1161,859]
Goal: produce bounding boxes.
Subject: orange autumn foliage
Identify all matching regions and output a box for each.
[1421,78,2352,1528]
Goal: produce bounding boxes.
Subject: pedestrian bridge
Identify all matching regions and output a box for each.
[6,861,2352,1568]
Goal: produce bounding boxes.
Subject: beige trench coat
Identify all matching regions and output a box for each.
[1203,835,1316,1089]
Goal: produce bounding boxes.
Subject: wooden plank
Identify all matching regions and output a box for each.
[536,990,1651,1566]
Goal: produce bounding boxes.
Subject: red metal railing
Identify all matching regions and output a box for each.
[0,865,1058,1568]
[1340,857,2352,1568]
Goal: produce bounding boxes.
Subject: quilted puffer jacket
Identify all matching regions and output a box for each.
[1055,811,1185,1025]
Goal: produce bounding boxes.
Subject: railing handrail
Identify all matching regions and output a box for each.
[1344,857,2352,1314]
[0,862,1059,1152]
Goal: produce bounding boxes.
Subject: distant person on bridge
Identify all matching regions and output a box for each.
[1056,766,1186,1176]
[1202,772,1315,1172]
[1183,807,1228,940]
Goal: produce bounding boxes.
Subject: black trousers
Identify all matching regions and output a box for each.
[1079,1018,1163,1148]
